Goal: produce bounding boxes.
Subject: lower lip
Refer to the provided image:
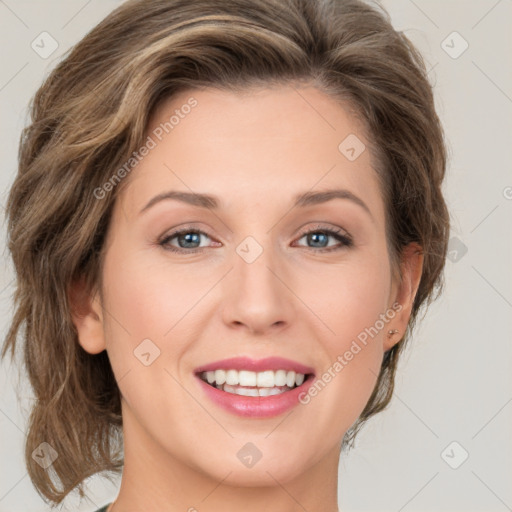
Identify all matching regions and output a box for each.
[195,374,316,418]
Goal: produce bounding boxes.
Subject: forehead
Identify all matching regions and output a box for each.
[116,85,385,221]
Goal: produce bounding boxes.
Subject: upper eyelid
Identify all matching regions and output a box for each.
[161,223,348,237]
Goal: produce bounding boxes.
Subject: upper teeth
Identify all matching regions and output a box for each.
[201,369,306,388]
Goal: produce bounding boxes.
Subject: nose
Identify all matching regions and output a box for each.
[221,239,295,336]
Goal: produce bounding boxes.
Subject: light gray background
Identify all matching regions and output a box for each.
[0,1,511,511]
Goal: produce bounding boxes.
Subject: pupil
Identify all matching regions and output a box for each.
[180,232,200,248]
[309,232,327,247]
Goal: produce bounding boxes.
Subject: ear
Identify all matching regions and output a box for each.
[68,276,106,354]
[384,242,424,352]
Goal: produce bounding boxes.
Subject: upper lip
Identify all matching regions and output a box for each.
[194,356,315,375]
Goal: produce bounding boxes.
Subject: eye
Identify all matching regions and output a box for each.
[158,224,353,254]
[159,227,217,253]
[293,225,353,252]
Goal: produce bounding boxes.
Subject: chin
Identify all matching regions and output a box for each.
[193,445,316,488]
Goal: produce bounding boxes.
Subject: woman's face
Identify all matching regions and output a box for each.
[77,85,419,488]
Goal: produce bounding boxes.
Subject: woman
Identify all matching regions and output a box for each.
[1,0,449,510]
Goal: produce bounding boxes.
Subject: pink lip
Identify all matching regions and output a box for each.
[195,373,316,418]
[194,356,315,374]
[194,356,316,418]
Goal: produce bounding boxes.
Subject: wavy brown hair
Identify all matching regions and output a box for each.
[1,0,450,505]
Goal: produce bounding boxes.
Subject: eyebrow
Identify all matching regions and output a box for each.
[139,188,374,221]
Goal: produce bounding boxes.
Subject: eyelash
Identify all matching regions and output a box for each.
[158,224,353,254]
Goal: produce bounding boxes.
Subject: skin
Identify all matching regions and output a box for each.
[70,84,423,512]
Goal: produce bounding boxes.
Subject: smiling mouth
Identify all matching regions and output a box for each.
[197,369,314,397]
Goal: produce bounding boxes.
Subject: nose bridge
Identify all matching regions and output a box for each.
[221,232,293,334]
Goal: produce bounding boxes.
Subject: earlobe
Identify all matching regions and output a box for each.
[384,242,424,352]
[68,277,106,355]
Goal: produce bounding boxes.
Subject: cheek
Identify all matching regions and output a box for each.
[100,250,211,414]
[102,249,210,338]
[301,248,391,344]
[100,247,221,389]
[306,252,391,406]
